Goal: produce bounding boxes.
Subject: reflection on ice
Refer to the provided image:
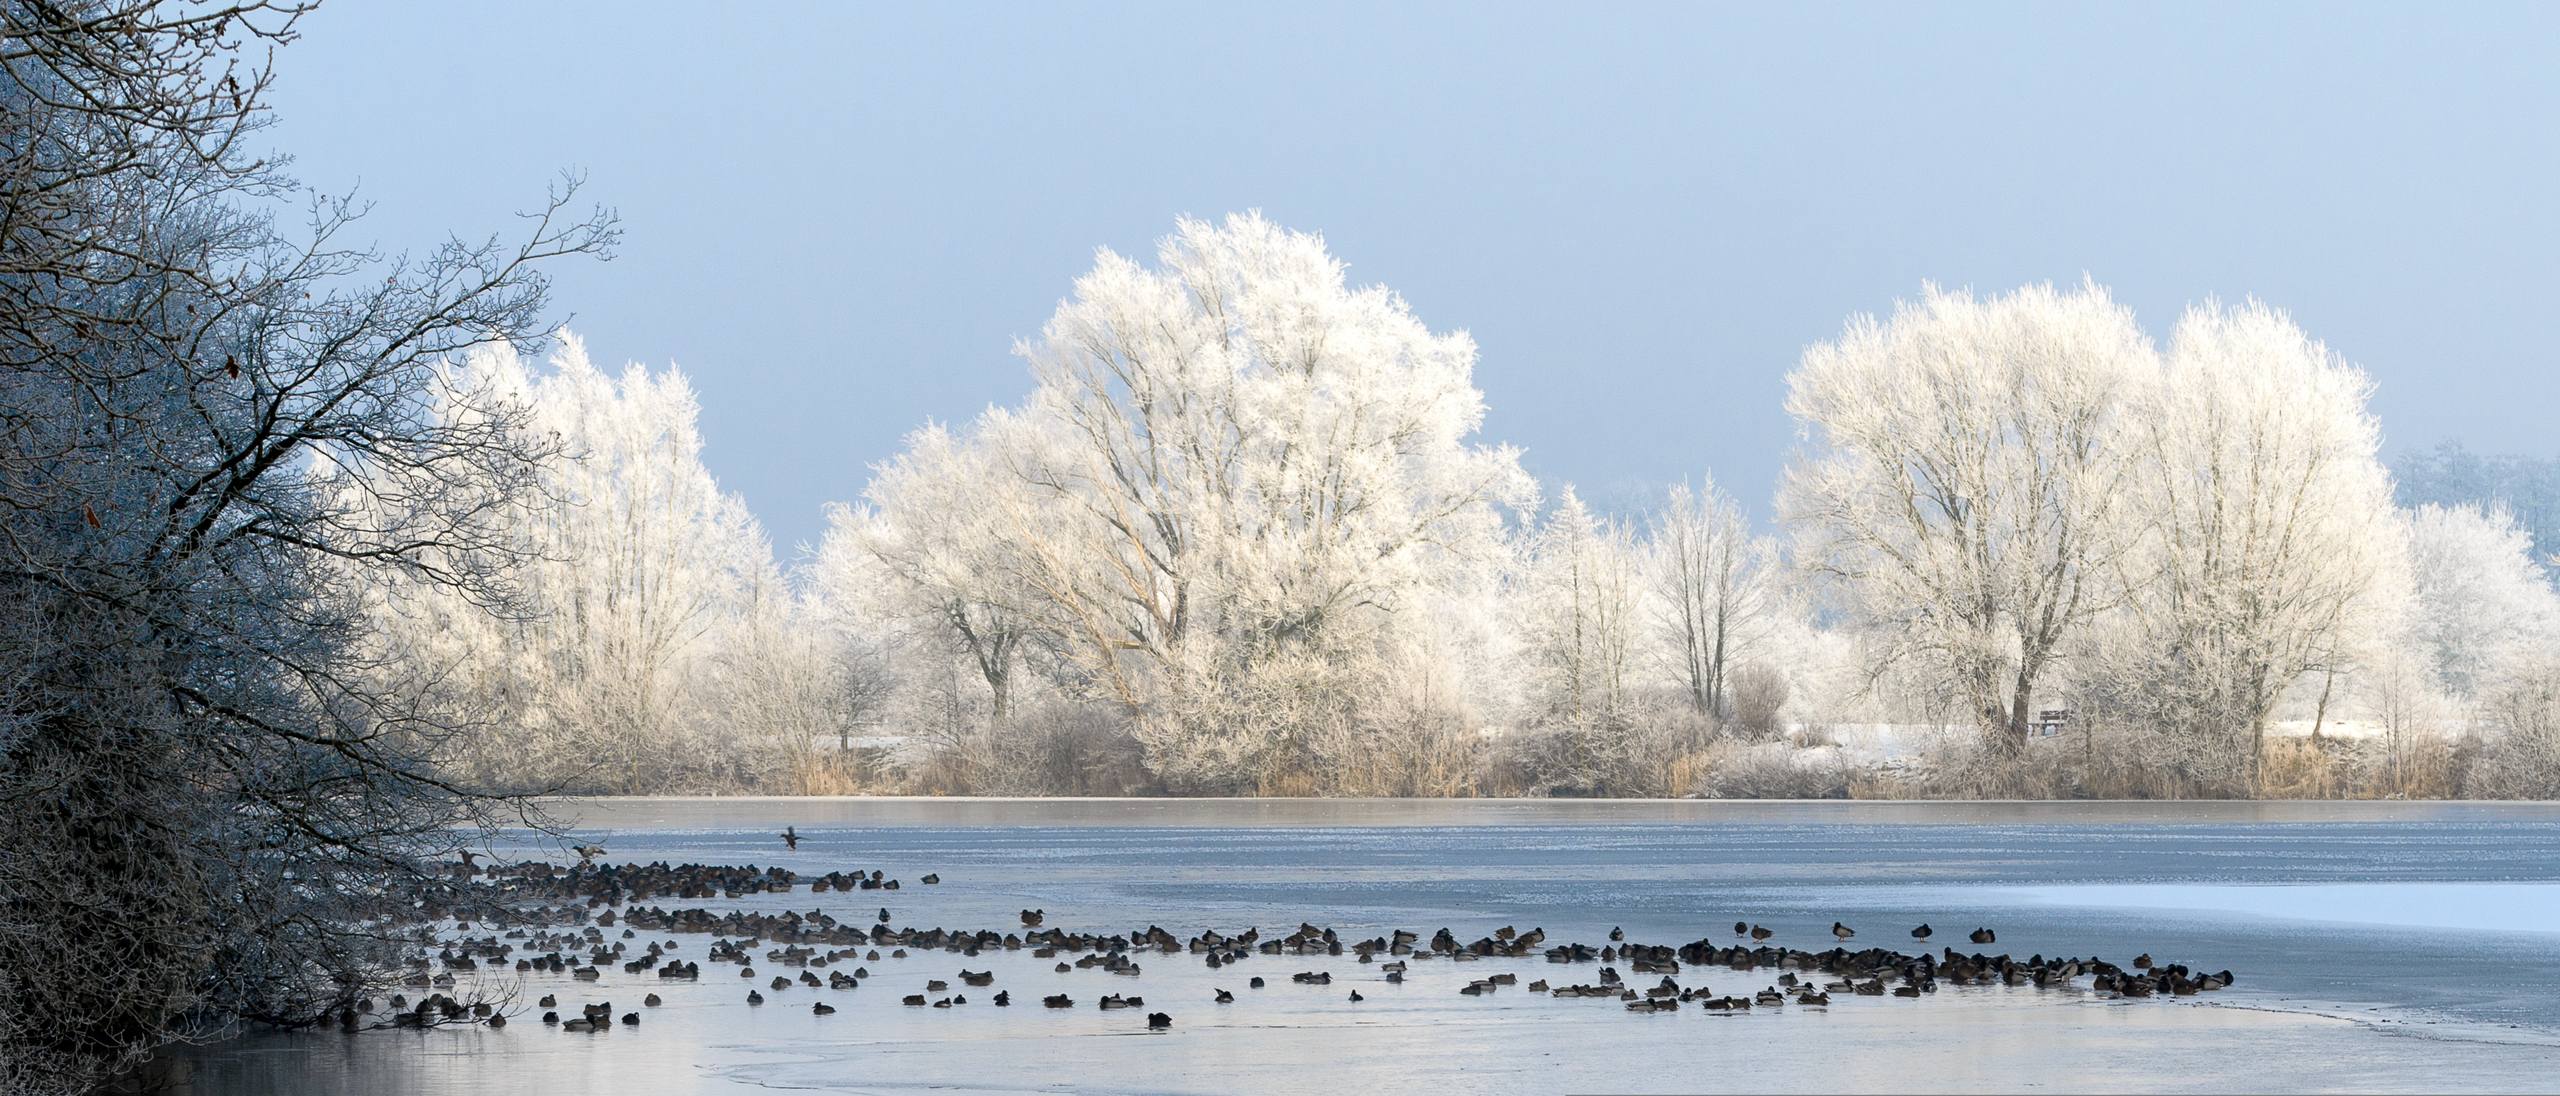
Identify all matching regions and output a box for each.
[2014,882,2560,935]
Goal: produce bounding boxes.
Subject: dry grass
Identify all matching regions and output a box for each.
[1688,740,1853,799]
[777,753,896,796]
[769,711,2516,802]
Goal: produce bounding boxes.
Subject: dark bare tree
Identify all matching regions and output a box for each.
[0,2,611,1089]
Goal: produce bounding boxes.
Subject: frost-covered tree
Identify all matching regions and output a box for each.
[832,424,1041,727]
[1512,487,1646,789]
[0,3,610,1086]
[2402,503,2560,705]
[709,563,894,793]
[1520,487,1641,728]
[975,213,1532,790]
[371,339,775,792]
[2106,301,2408,789]
[1647,477,1776,719]
[2397,444,2560,579]
[1781,282,2147,752]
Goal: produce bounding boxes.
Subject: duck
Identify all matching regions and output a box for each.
[1348,990,1364,1002]
[1215,988,1234,1003]
[1044,994,1073,1008]
[813,1001,836,1015]
[1749,925,1774,942]
[747,990,764,1005]
[2133,953,2153,970]
[994,990,1012,1005]
[1249,976,1266,989]
[780,826,798,850]
[1832,922,1856,942]
[1970,927,1997,944]
[1147,1011,1172,1028]
[620,1012,640,1026]
[1911,924,1932,940]
[642,993,661,1007]
[1733,921,1749,937]
[921,873,940,884]
[1021,909,1045,928]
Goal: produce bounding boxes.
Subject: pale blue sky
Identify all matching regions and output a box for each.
[267,1,2559,551]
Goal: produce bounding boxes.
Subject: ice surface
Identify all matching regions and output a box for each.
[173,799,2560,1094]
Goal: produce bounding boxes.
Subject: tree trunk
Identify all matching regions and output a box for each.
[1707,612,1728,721]
[2248,714,2268,797]
[988,666,1013,725]
[2308,668,2336,743]
[1989,666,2034,755]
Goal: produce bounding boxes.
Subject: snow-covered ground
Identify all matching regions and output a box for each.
[1809,717,2402,770]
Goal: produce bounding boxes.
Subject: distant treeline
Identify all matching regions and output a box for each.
[2398,444,2559,577]
[344,221,2560,804]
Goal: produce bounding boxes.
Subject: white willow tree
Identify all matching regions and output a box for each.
[2108,301,2408,789]
[1780,282,2148,752]
[834,423,1043,727]
[977,213,1532,790]
[709,560,894,793]
[1508,486,1650,791]
[1647,476,1777,720]
[2402,503,2560,706]
[1518,488,1643,730]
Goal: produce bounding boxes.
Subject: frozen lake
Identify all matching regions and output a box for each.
[175,799,2560,1094]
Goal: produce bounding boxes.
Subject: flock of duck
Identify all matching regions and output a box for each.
[357,833,2235,1037]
